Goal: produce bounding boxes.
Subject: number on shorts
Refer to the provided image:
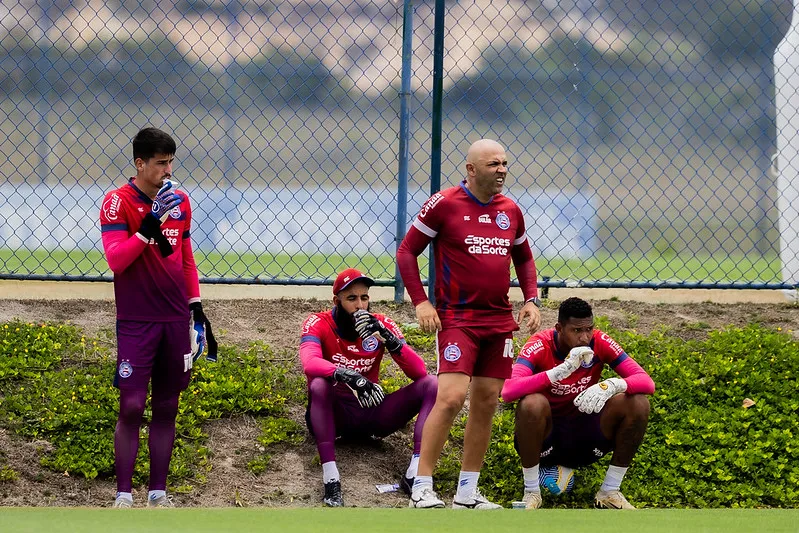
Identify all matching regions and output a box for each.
[503,338,514,358]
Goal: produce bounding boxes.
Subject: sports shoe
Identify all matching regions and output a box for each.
[595,490,635,509]
[400,476,414,496]
[147,494,175,508]
[112,496,133,508]
[522,490,543,509]
[323,480,344,507]
[409,486,445,508]
[539,465,575,495]
[452,488,502,510]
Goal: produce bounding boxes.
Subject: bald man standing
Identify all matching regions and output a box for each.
[397,139,542,509]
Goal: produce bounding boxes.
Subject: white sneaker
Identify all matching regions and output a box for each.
[522,490,543,509]
[595,490,635,509]
[112,495,133,508]
[452,488,502,510]
[147,494,175,508]
[409,487,445,508]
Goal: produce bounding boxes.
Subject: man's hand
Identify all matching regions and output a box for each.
[333,367,385,408]
[152,181,183,220]
[545,346,594,383]
[137,181,182,258]
[574,377,627,414]
[415,300,441,334]
[518,301,541,334]
[352,310,404,353]
[189,302,207,362]
[189,302,219,363]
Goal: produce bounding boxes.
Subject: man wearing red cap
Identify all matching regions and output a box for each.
[299,268,437,507]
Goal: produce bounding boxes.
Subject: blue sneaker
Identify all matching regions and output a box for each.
[539,465,575,495]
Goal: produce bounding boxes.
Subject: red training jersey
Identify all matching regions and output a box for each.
[406,182,528,330]
[99,179,196,321]
[299,309,426,398]
[515,328,628,417]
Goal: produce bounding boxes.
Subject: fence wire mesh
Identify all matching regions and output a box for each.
[0,0,795,291]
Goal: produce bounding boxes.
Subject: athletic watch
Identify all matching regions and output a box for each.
[526,296,543,308]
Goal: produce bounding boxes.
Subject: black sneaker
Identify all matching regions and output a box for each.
[323,480,343,507]
[400,476,414,496]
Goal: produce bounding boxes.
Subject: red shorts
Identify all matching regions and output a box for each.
[114,319,192,393]
[435,327,514,379]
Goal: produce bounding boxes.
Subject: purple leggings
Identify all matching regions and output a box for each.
[306,375,437,463]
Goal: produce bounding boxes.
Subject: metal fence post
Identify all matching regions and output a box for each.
[394,0,414,303]
[428,0,445,304]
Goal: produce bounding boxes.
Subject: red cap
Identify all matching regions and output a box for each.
[333,268,375,295]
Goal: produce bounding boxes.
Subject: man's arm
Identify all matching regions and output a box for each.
[613,357,656,395]
[180,199,201,303]
[511,240,538,302]
[299,338,337,379]
[390,344,428,381]
[101,230,148,274]
[396,226,432,306]
[511,224,541,333]
[500,362,551,402]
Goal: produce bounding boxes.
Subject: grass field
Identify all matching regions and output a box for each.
[2,508,796,533]
[0,247,782,286]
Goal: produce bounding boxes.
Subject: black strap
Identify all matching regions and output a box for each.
[204,319,218,362]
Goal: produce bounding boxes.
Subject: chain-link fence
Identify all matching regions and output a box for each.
[0,0,796,295]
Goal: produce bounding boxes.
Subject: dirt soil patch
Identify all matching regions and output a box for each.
[1,297,798,507]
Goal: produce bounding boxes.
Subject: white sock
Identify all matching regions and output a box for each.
[600,465,628,492]
[322,461,340,483]
[522,465,540,492]
[412,475,433,493]
[455,471,480,499]
[116,491,133,502]
[406,453,420,479]
[148,490,166,501]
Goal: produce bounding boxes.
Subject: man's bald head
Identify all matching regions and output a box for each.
[466,139,504,165]
[464,139,509,203]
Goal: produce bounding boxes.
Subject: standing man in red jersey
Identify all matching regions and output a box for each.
[100,127,215,508]
[397,139,542,509]
[299,268,437,507]
[501,297,654,510]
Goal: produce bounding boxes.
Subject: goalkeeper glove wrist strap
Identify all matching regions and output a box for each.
[137,213,174,257]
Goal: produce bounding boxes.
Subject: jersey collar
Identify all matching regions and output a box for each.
[459,180,494,207]
[127,178,154,204]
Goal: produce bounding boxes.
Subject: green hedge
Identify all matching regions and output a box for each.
[430,320,799,508]
[0,319,797,507]
[0,323,303,489]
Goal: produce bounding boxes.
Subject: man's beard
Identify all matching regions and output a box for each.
[333,303,370,341]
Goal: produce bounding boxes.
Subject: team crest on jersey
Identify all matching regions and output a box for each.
[580,356,595,368]
[118,361,133,379]
[443,343,461,362]
[495,212,510,230]
[362,336,379,353]
[169,206,181,219]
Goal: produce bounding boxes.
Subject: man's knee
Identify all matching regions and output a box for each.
[308,377,333,401]
[118,390,147,424]
[516,394,551,420]
[435,385,467,415]
[628,394,651,421]
[417,374,438,399]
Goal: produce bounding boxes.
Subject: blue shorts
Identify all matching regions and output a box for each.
[114,319,191,393]
[516,411,614,468]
